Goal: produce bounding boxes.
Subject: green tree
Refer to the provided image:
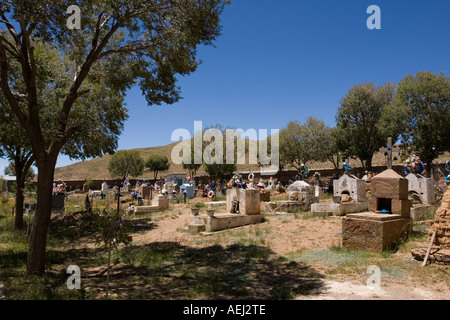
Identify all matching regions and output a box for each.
[389,71,450,177]
[108,150,144,180]
[0,0,228,275]
[181,139,202,179]
[278,117,339,174]
[0,104,35,230]
[145,155,170,181]
[201,125,237,182]
[335,82,397,171]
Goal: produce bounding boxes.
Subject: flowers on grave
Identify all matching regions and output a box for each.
[227,174,247,189]
[52,181,67,195]
[403,155,424,175]
[298,164,309,176]
[342,161,352,173]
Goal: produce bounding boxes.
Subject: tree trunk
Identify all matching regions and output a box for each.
[26,156,57,276]
[365,156,373,172]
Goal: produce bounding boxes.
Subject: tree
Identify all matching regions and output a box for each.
[181,139,202,179]
[335,82,397,171]
[108,150,144,180]
[0,0,228,275]
[0,102,35,230]
[201,125,237,182]
[389,71,450,177]
[145,154,170,181]
[279,117,339,174]
[279,121,308,171]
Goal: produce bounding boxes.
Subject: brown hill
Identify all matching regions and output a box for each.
[54,141,450,181]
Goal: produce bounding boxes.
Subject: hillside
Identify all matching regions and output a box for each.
[54,141,450,181]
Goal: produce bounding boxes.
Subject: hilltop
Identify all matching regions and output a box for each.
[53,141,450,181]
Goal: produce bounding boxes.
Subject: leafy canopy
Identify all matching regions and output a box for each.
[108,150,144,179]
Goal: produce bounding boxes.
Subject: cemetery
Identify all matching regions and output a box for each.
[0,1,449,304]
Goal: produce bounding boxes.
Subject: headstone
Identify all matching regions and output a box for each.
[152,195,169,210]
[226,188,260,215]
[139,184,151,200]
[52,193,65,213]
[405,173,435,205]
[180,184,195,199]
[333,174,367,203]
[101,182,109,193]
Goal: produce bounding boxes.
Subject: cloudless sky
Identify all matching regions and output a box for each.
[1,0,449,175]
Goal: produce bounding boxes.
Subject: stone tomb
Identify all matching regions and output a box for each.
[188,188,263,232]
[265,181,318,214]
[342,169,412,252]
[311,174,368,217]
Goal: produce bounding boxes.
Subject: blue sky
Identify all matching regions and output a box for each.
[1,0,449,175]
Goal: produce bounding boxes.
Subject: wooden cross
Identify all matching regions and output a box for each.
[379,137,401,170]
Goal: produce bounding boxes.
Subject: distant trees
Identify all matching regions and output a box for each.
[279,117,339,174]
[201,126,237,182]
[108,150,144,180]
[0,101,35,230]
[335,83,397,171]
[389,71,450,177]
[145,155,170,181]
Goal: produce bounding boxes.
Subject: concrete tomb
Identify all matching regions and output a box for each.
[133,194,169,214]
[188,188,263,232]
[311,174,368,217]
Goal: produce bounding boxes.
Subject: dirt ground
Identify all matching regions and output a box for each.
[130,203,449,300]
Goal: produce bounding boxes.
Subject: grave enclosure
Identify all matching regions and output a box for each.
[342,169,413,253]
[311,174,368,217]
[188,187,263,233]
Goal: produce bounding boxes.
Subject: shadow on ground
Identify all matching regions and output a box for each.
[82,242,326,300]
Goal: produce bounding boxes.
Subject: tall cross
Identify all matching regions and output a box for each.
[379,137,401,170]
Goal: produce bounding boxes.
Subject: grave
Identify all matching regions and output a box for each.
[311,174,368,217]
[51,193,65,213]
[188,188,263,232]
[138,184,151,200]
[342,169,413,252]
[133,194,169,214]
[406,173,437,220]
[180,184,195,199]
[265,181,318,213]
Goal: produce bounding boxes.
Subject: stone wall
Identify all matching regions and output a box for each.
[430,188,450,249]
